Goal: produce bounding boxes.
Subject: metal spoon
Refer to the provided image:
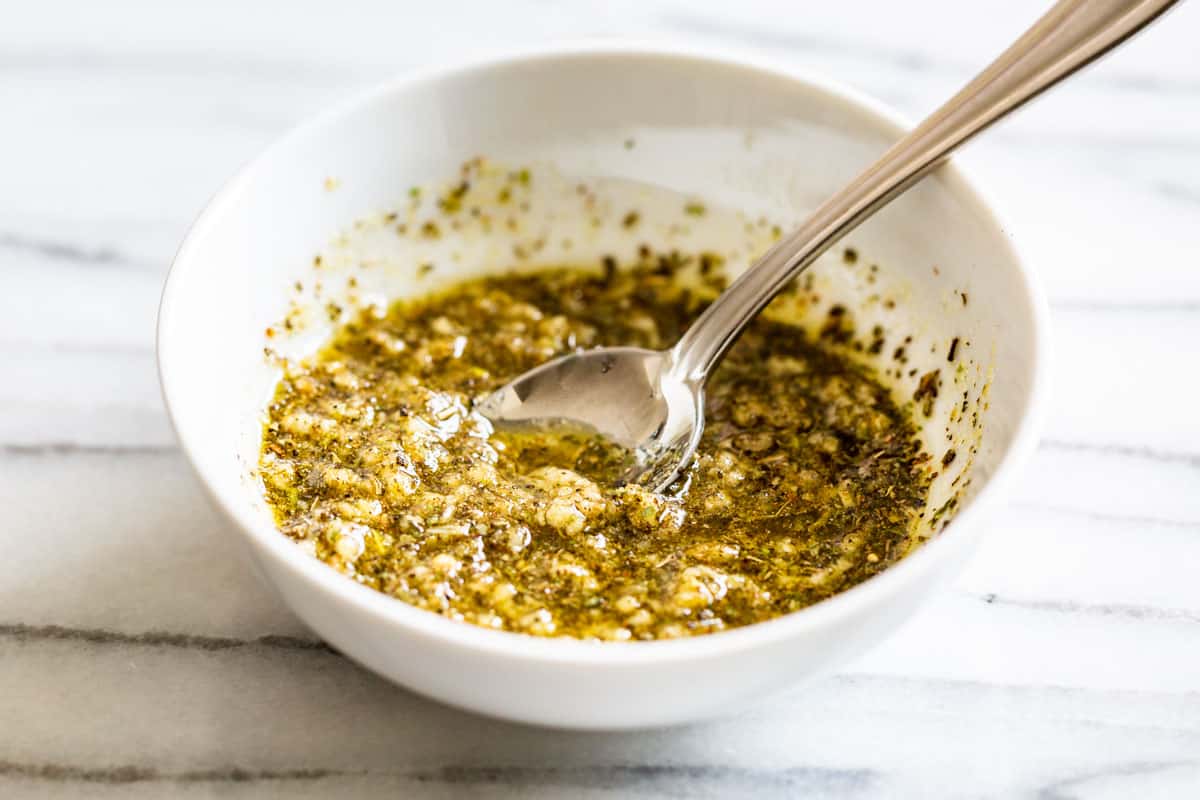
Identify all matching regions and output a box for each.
[477,0,1177,492]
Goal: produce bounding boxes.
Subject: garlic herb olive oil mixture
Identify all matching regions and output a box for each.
[260,261,935,640]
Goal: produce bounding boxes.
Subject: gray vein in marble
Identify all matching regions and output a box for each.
[0,759,877,793]
[0,232,138,269]
[0,443,176,457]
[1155,180,1200,206]
[0,760,345,786]
[8,20,1197,101]
[988,131,1200,154]
[825,673,1200,708]
[660,13,1200,96]
[0,46,372,84]
[1,340,156,357]
[0,623,333,655]
[1041,438,1200,469]
[412,765,876,795]
[11,579,1200,665]
[659,13,948,74]
[1013,502,1200,530]
[1038,759,1199,800]
[992,131,1200,151]
[971,592,1200,625]
[1050,298,1200,312]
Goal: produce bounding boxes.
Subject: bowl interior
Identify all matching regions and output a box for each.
[159,48,1041,637]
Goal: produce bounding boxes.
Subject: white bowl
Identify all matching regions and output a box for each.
[157,44,1049,729]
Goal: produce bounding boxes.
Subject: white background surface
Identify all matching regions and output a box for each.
[3,1,1199,797]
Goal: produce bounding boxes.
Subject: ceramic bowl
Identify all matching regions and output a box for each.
[157,44,1049,729]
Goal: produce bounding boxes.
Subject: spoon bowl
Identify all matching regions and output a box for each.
[476,346,704,490]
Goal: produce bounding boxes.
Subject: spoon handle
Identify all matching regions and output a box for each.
[669,0,1178,384]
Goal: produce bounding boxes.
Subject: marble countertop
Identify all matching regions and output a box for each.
[4,1,1199,797]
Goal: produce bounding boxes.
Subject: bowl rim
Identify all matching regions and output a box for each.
[157,40,1051,666]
